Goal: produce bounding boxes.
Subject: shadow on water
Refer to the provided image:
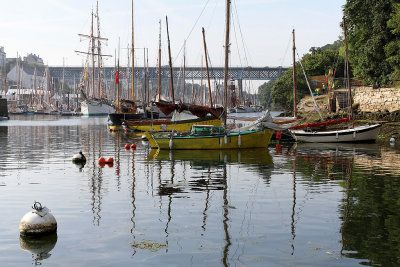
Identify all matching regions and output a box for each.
[148,148,274,189]
[288,142,400,266]
[19,233,57,266]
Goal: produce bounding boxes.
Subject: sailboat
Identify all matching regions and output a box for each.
[108,0,158,129]
[123,16,223,132]
[0,96,9,120]
[289,17,381,143]
[144,1,300,150]
[76,2,115,117]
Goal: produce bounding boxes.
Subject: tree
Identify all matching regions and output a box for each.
[267,48,344,111]
[343,0,399,85]
[386,3,400,81]
[257,80,275,108]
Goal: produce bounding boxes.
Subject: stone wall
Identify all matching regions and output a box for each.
[353,86,400,112]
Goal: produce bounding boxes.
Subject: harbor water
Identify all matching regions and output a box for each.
[0,115,400,266]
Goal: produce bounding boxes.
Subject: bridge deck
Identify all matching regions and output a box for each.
[49,66,288,81]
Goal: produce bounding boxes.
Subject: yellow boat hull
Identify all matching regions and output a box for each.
[109,125,123,131]
[148,147,273,166]
[145,129,274,150]
[127,118,222,132]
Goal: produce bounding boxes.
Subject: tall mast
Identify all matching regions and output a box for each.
[90,9,95,99]
[343,17,354,128]
[96,1,102,98]
[191,73,194,104]
[127,44,130,98]
[166,16,175,104]
[62,57,65,106]
[143,48,146,104]
[223,0,231,125]
[117,38,121,113]
[200,55,204,105]
[131,0,135,101]
[182,40,186,103]
[292,29,297,117]
[158,19,162,101]
[202,27,213,108]
[117,59,120,112]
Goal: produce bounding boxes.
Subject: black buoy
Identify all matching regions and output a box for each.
[72,151,86,163]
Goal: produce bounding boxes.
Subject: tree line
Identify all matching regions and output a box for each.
[259,0,400,111]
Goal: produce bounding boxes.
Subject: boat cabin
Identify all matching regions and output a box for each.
[190,125,226,136]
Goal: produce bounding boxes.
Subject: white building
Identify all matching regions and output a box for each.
[7,64,45,89]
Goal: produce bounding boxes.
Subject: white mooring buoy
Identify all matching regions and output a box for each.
[19,202,57,236]
[390,137,395,144]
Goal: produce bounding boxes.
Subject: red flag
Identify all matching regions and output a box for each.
[115,71,119,84]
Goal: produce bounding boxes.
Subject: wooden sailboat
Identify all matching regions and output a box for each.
[144,1,297,150]
[108,0,158,129]
[145,112,275,150]
[76,2,114,116]
[122,16,222,132]
[289,18,381,143]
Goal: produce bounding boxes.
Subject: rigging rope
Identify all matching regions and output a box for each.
[173,0,211,64]
[296,49,323,120]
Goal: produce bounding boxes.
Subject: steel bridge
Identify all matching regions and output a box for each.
[48,66,289,83]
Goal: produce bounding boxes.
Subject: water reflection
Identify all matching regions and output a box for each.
[291,142,400,266]
[3,116,400,266]
[19,234,57,265]
[149,148,274,187]
[144,148,274,266]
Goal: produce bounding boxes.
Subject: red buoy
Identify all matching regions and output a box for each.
[124,128,128,133]
[107,162,114,168]
[125,144,131,150]
[98,157,106,168]
[106,157,114,164]
[131,144,136,149]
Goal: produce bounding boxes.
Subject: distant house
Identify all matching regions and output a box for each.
[7,64,46,89]
[23,53,44,65]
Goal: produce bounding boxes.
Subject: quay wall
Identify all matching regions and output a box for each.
[353,86,400,113]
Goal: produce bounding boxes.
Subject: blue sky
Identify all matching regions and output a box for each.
[0,0,346,68]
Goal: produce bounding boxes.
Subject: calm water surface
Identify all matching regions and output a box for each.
[0,115,399,266]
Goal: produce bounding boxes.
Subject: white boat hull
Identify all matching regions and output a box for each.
[81,99,114,116]
[289,124,381,143]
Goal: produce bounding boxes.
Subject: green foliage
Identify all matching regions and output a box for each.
[257,80,274,108]
[260,48,344,111]
[343,0,400,85]
[302,49,344,77]
[386,3,400,80]
[270,64,308,112]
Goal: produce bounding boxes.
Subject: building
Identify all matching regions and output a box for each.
[7,64,45,89]
[23,54,44,65]
[0,47,6,68]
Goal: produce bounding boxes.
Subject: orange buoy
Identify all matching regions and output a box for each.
[125,144,131,150]
[131,144,136,149]
[106,157,114,164]
[107,162,114,168]
[98,157,106,164]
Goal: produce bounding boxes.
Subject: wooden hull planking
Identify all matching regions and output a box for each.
[289,124,381,143]
[145,129,274,150]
